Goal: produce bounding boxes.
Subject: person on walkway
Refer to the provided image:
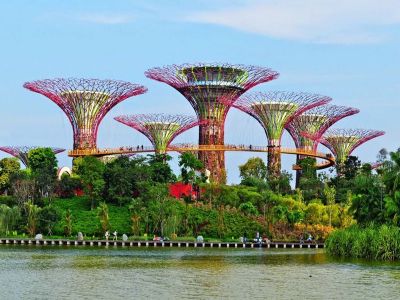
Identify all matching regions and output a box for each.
[307,234,313,242]
[113,231,118,241]
[105,231,110,241]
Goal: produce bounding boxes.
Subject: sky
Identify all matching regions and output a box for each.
[0,0,399,184]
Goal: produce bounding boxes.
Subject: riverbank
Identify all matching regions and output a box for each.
[0,237,324,249]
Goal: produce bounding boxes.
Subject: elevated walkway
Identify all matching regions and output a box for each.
[68,144,335,170]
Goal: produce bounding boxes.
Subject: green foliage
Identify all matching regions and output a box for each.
[0,204,21,234]
[10,170,36,209]
[0,158,20,194]
[97,202,110,232]
[25,200,41,237]
[239,157,267,182]
[74,156,105,209]
[239,201,258,216]
[298,157,324,202]
[28,147,58,198]
[57,174,81,198]
[38,205,61,235]
[324,184,336,227]
[64,209,72,237]
[178,152,206,185]
[349,173,386,224]
[268,171,292,194]
[147,154,176,183]
[326,225,400,261]
[103,156,137,206]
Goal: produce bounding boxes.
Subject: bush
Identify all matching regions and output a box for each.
[326,224,400,260]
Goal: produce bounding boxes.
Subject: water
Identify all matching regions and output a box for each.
[0,246,399,299]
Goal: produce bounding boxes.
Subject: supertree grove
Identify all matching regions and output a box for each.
[23,78,147,151]
[230,91,331,177]
[0,146,65,167]
[114,114,201,154]
[286,105,360,187]
[318,128,385,175]
[145,63,279,183]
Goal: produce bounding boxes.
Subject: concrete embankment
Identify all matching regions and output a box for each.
[0,238,324,249]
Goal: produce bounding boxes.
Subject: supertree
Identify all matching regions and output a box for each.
[114,114,201,154]
[285,105,359,187]
[145,63,279,183]
[0,146,65,167]
[230,91,332,177]
[23,78,147,151]
[318,128,385,175]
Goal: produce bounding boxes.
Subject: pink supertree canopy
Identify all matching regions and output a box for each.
[114,114,201,154]
[145,63,279,183]
[230,91,331,177]
[319,128,385,166]
[0,146,65,167]
[286,105,360,152]
[23,78,147,150]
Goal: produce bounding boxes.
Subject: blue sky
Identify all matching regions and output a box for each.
[0,0,399,183]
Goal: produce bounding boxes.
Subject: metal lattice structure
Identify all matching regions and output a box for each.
[231,91,331,177]
[0,146,65,167]
[286,105,359,187]
[319,128,385,173]
[114,114,201,154]
[286,105,360,151]
[23,78,147,150]
[145,63,279,183]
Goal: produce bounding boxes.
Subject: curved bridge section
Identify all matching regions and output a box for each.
[68,144,335,170]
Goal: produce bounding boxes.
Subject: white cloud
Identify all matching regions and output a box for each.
[188,0,400,44]
[77,13,135,24]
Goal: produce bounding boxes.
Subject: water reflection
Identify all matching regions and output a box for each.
[0,246,399,299]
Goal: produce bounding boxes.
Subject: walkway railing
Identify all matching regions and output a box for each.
[68,143,335,170]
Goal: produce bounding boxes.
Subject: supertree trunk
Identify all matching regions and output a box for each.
[198,121,226,183]
[267,139,281,178]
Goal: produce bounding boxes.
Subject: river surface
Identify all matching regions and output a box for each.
[0,246,399,300]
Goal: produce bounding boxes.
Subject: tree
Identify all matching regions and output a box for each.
[342,156,362,180]
[379,150,400,225]
[144,184,173,236]
[349,173,385,225]
[239,201,258,216]
[129,198,143,236]
[103,156,136,206]
[239,157,267,182]
[268,171,292,194]
[179,152,205,183]
[10,171,36,209]
[28,147,58,198]
[64,209,73,236]
[0,204,21,235]
[74,156,105,209]
[0,158,20,195]
[97,202,110,233]
[298,157,324,202]
[57,174,81,198]
[330,156,362,203]
[25,200,41,236]
[324,184,336,227]
[147,154,176,184]
[178,153,206,200]
[38,206,61,235]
